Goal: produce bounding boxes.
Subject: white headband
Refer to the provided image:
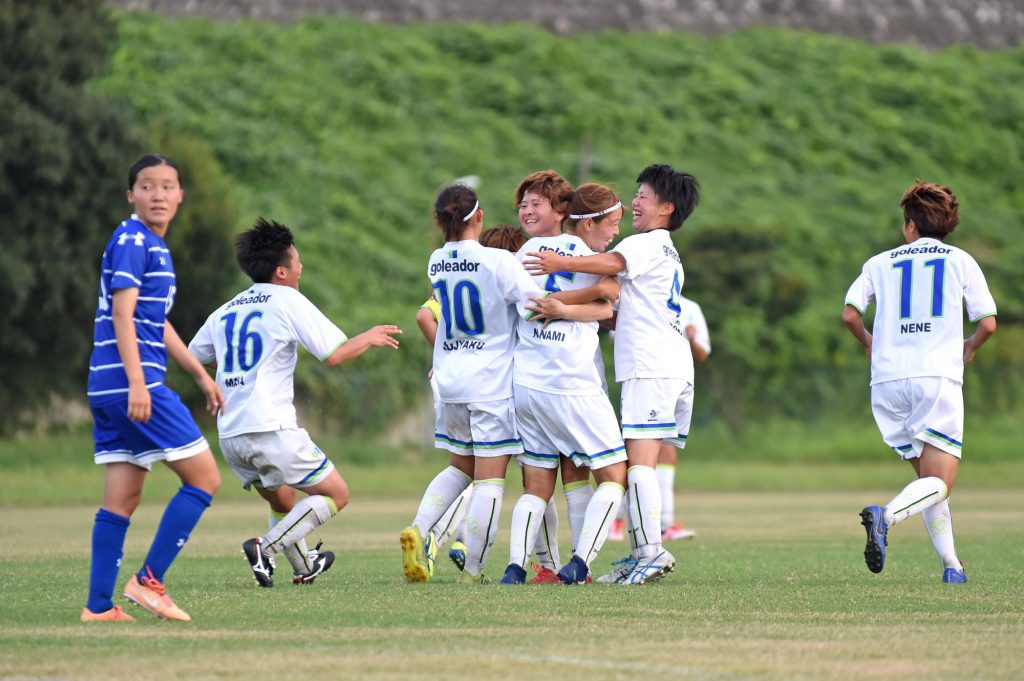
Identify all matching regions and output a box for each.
[462,200,480,222]
[569,201,621,220]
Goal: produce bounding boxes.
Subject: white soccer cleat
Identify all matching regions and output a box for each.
[622,549,675,585]
[595,555,638,584]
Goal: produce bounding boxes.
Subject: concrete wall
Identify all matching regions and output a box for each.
[108,0,1024,49]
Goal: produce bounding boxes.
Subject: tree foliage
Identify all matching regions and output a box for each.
[0,0,139,431]
[86,14,1024,435]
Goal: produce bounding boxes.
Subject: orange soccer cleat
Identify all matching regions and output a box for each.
[123,568,191,621]
[80,605,135,622]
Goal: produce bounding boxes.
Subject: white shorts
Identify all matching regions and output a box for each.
[514,384,627,471]
[434,397,523,458]
[220,428,335,490]
[871,377,964,459]
[620,378,693,448]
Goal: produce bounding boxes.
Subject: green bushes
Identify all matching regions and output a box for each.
[91,14,1024,436]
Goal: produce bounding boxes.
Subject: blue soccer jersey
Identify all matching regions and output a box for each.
[87,215,177,404]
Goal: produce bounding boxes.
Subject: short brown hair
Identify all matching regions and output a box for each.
[900,180,959,240]
[479,224,528,253]
[514,170,573,216]
[563,183,620,230]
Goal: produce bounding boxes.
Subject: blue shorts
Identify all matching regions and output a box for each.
[91,385,209,470]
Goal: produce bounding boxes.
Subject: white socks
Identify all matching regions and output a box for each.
[922,499,962,571]
[532,497,561,570]
[575,482,624,566]
[463,478,505,576]
[627,465,662,557]
[270,511,311,574]
[656,464,675,527]
[509,494,547,569]
[413,466,473,537]
[564,481,594,553]
[884,476,948,527]
[430,484,472,546]
[263,495,338,554]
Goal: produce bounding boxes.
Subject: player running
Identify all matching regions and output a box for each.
[189,218,401,587]
[843,180,996,582]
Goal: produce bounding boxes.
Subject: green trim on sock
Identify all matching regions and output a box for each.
[597,481,625,494]
[564,480,594,493]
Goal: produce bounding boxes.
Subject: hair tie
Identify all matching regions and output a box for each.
[462,200,480,222]
[569,201,621,220]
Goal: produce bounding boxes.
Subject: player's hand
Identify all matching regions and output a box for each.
[526,297,566,328]
[198,374,226,416]
[685,324,698,341]
[365,325,402,349]
[963,338,978,364]
[596,276,620,302]
[523,251,564,275]
[127,382,152,423]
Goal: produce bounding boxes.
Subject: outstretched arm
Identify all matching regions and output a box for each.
[324,325,402,366]
[964,315,996,364]
[842,304,872,358]
[524,251,625,277]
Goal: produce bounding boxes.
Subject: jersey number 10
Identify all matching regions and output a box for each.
[432,279,484,340]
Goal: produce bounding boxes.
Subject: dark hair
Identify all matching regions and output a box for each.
[635,164,700,231]
[480,224,528,253]
[900,180,959,240]
[235,217,295,283]
[515,170,573,216]
[128,154,181,189]
[563,183,620,230]
[434,184,479,242]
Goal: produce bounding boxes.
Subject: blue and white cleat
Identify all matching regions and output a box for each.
[500,563,527,585]
[449,539,467,572]
[556,555,590,585]
[595,556,638,584]
[942,568,968,584]
[860,505,888,574]
[623,549,675,585]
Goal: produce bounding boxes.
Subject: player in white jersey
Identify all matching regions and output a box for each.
[189,218,401,587]
[509,170,590,583]
[611,295,711,543]
[525,164,701,584]
[843,180,996,582]
[413,225,530,574]
[657,295,711,540]
[502,182,629,585]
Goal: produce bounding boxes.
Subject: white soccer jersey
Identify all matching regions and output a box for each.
[428,240,543,403]
[845,237,997,385]
[513,234,606,395]
[679,296,712,357]
[610,229,693,383]
[188,283,347,437]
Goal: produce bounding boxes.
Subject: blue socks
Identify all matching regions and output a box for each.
[87,508,130,614]
[137,485,213,583]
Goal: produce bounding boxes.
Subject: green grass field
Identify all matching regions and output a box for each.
[2,467,1023,680]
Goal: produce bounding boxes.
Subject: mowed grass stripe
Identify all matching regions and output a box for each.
[1,489,1022,680]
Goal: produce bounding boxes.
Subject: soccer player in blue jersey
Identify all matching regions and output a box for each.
[81,154,225,622]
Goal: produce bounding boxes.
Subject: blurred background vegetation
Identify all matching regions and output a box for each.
[2,2,1021,459]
